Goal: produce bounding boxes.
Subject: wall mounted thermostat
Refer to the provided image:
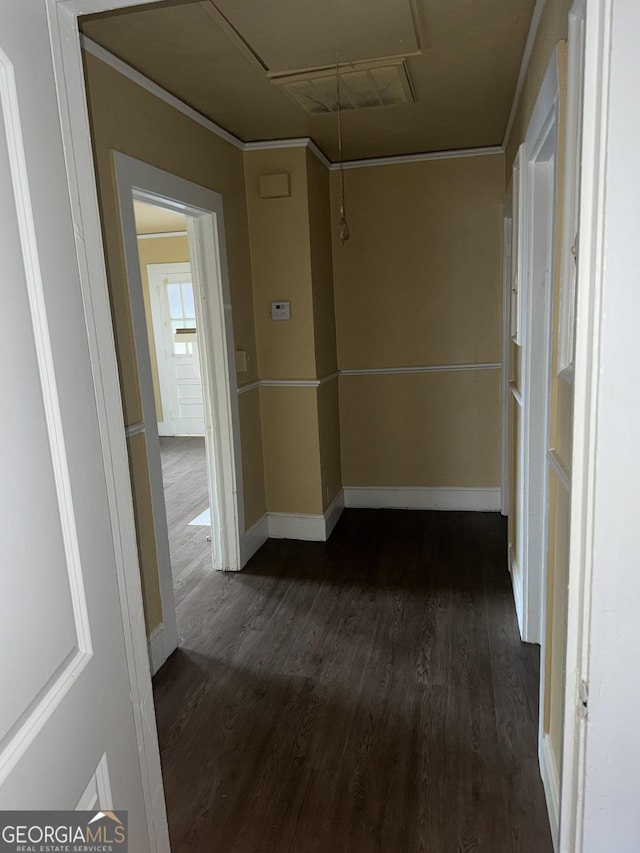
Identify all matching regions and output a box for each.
[271,301,291,320]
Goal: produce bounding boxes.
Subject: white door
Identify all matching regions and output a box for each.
[148,263,205,436]
[0,4,165,849]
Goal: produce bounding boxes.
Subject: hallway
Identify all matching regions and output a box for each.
[152,509,552,852]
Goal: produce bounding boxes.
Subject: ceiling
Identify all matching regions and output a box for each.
[81,0,535,162]
[134,201,187,234]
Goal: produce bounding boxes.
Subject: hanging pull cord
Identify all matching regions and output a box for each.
[336,54,350,243]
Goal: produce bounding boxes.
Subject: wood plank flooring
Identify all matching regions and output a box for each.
[159,436,210,607]
[153,509,552,852]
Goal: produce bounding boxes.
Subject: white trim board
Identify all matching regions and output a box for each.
[244,137,331,170]
[237,364,499,393]
[503,0,548,152]
[137,230,187,240]
[243,491,346,544]
[343,487,501,512]
[147,624,167,677]
[540,733,560,852]
[80,35,504,172]
[240,515,269,566]
[340,362,500,376]
[330,146,503,171]
[268,491,345,542]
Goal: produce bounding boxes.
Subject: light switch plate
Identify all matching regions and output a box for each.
[271,301,291,320]
[235,350,248,373]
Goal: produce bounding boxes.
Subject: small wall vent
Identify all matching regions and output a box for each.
[270,58,414,114]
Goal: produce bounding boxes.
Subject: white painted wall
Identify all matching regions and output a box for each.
[581,0,640,848]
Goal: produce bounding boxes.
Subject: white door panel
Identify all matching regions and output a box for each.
[0,5,160,848]
[148,263,205,435]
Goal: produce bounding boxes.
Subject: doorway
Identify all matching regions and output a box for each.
[134,202,212,618]
[114,153,245,674]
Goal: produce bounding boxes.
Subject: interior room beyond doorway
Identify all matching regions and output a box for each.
[134,201,211,608]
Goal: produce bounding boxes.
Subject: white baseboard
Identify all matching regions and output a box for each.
[265,490,345,542]
[267,511,327,541]
[240,514,269,566]
[509,544,526,640]
[343,486,501,511]
[325,490,345,538]
[540,733,560,851]
[147,623,166,676]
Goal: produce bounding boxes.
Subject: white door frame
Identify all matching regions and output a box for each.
[518,54,559,646]
[558,0,610,848]
[114,153,245,624]
[46,1,238,846]
[500,186,513,517]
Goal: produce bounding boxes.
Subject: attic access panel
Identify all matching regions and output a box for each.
[211,0,420,73]
[271,59,415,114]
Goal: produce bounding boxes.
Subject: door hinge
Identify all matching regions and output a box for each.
[578,678,589,720]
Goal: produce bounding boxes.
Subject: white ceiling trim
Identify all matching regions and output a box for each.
[81,34,505,173]
[502,0,547,153]
[330,146,503,171]
[244,137,332,169]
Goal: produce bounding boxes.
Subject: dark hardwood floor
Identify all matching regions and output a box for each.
[159,436,210,607]
[153,509,552,853]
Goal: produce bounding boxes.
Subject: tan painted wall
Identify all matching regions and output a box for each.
[260,386,323,515]
[137,234,190,422]
[306,149,338,379]
[126,431,162,633]
[245,147,341,515]
[331,155,504,370]
[317,378,342,509]
[340,371,500,488]
[238,388,267,529]
[244,147,317,381]
[84,52,266,635]
[332,154,504,489]
[505,0,573,176]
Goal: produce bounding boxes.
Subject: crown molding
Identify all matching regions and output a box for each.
[329,146,504,171]
[244,137,332,169]
[502,0,547,154]
[81,35,506,172]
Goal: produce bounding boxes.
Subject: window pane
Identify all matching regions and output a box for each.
[166,283,182,319]
[182,282,195,318]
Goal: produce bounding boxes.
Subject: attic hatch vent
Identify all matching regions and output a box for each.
[270,58,414,115]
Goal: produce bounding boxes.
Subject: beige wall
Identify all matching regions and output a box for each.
[238,388,267,528]
[260,386,323,515]
[332,154,504,489]
[340,370,500,488]
[317,378,342,509]
[245,147,341,514]
[84,52,266,635]
[137,234,190,422]
[244,147,317,381]
[307,148,338,379]
[127,431,162,633]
